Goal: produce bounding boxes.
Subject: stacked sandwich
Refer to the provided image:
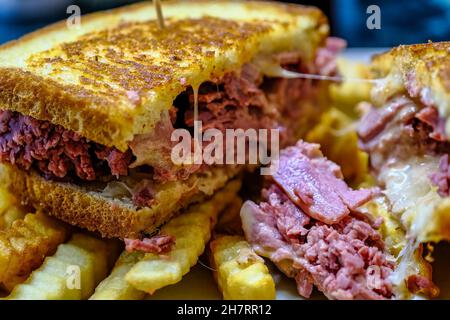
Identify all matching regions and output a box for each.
[0,0,339,299]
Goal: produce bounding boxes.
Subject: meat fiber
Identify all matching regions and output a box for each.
[182,63,275,132]
[273,141,377,224]
[125,234,175,253]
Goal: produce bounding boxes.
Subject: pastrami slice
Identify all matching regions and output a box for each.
[273,141,377,224]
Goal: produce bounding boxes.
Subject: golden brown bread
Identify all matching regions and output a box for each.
[0,164,242,239]
[0,0,328,151]
[371,42,450,134]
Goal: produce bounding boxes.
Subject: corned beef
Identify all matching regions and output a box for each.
[241,141,393,300]
[357,95,450,196]
[272,141,378,224]
[125,234,175,254]
[0,110,131,181]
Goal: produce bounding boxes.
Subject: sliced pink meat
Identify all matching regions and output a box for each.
[240,140,393,300]
[415,106,447,142]
[315,37,347,76]
[241,192,394,300]
[273,141,377,224]
[357,96,411,143]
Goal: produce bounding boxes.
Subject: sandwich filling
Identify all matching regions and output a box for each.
[358,94,449,240]
[357,93,444,297]
[0,38,344,209]
[241,141,395,300]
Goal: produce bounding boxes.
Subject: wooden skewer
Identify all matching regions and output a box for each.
[154,0,165,29]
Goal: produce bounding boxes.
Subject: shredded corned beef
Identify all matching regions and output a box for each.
[315,37,347,77]
[131,179,157,208]
[241,141,393,300]
[183,64,274,132]
[124,234,175,253]
[0,110,132,181]
[357,95,450,196]
[272,141,378,224]
[357,97,412,145]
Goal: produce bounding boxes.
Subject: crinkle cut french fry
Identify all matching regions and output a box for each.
[89,251,146,300]
[125,180,241,294]
[210,235,275,300]
[5,233,119,300]
[0,211,70,292]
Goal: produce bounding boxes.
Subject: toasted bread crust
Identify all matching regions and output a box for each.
[0,68,128,150]
[0,0,328,150]
[371,42,450,133]
[1,164,241,239]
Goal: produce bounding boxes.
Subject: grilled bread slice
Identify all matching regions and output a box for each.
[0,164,241,239]
[0,0,328,150]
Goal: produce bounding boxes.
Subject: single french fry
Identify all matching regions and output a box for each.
[89,251,146,300]
[125,180,241,295]
[0,211,70,291]
[5,233,119,300]
[210,235,275,300]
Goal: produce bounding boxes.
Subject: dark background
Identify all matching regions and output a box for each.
[0,0,449,46]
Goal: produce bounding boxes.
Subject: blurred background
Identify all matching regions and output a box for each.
[0,0,449,46]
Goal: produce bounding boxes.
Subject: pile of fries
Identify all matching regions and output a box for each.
[1,179,277,300]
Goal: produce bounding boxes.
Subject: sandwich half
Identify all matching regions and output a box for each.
[357,41,450,297]
[0,0,342,240]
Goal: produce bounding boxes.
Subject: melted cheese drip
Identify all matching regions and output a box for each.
[192,82,203,164]
[253,55,381,84]
[389,238,426,300]
[371,71,405,106]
